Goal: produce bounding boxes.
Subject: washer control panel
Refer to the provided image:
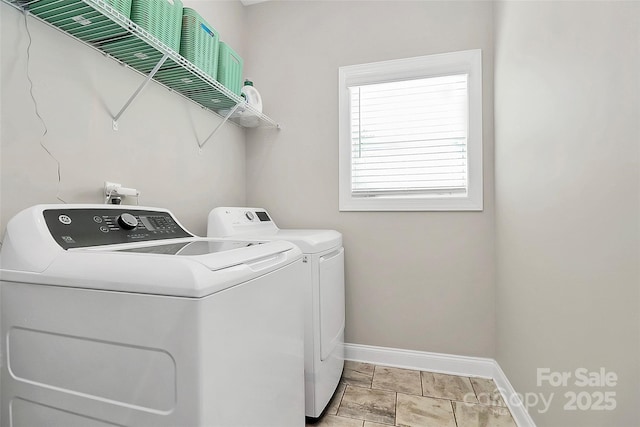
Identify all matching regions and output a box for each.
[43,208,192,249]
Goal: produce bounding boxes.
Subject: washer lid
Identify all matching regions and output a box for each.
[0,238,301,298]
[0,205,302,298]
[113,239,262,256]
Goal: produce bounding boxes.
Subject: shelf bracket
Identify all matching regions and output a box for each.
[112,54,169,130]
[198,102,244,148]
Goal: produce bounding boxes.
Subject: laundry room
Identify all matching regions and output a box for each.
[0,1,639,427]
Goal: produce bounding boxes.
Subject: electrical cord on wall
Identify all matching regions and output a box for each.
[23,11,66,204]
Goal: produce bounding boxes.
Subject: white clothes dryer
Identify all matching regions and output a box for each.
[207,207,345,418]
[0,204,305,427]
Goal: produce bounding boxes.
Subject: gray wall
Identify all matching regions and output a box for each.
[1,0,248,236]
[245,1,496,357]
[3,1,639,425]
[494,1,640,426]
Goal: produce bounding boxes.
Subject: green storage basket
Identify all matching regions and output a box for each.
[130,0,183,52]
[217,42,243,96]
[25,0,132,44]
[100,36,168,73]
[153,67,238,111]
[180,8,219,80]
[100,0,183,73]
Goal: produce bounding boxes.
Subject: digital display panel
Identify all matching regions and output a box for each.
[256,211,271,222]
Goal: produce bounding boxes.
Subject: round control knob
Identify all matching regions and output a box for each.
[117,213,138,230]
[245,211,255,221]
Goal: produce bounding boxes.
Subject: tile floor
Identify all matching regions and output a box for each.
[306,361,517,427]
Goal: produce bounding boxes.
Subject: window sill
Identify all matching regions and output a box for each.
[338,194,484,212]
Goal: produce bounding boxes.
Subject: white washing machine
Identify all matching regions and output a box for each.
[0,204,306,427]
[207,207,345,418]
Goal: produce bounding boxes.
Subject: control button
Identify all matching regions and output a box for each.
[117,213,138,230]
[58,214,72,225]
[99,226,109,233]
[245,211,255,221]
[93,216,103,224]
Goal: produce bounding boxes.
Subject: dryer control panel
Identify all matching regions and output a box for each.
[43,208,192,250]
[207,207,279,237]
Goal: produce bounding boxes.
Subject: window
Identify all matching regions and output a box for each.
[338,50,483,211]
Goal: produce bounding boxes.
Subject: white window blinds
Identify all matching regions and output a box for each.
[349,74,469,197]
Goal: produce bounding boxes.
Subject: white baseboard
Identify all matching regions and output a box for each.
[344,343,537,427]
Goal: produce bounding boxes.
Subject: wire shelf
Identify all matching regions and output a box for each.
[3,0,279,130]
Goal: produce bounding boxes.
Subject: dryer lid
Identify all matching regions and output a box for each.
[229,229,342,254]
[207,207,342,253]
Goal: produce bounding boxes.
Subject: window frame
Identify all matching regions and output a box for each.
[338,49,483,211]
